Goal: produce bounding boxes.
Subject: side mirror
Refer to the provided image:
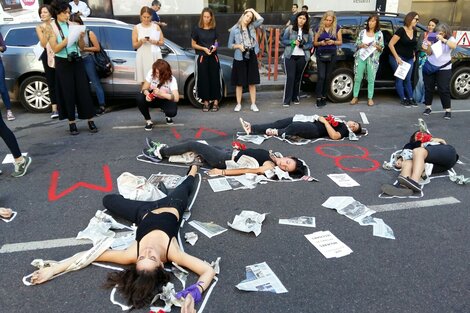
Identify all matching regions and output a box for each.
[161,46,171,56]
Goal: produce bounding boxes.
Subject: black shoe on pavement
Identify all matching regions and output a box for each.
[409,98,418,107]
[144,122,154,131]
[400,99,411,108]
[397,175,422,192]
[423,108,432,116]
[69,123,79,135]
[88,121,98,133]
[381,184,413,196]
[444,111,451,120]
[166,117,174,125]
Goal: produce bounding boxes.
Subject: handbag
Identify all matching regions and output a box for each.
[422,59,451,75]
[87,30,114,78]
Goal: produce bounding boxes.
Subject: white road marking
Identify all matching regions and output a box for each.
[113,123,184,129]
[431,109,470,113]
[360,112,369,125]
[0,237,90,253]
[368,196,461,212]
[1,197,462,254]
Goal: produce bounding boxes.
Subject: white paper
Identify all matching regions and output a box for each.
[305,231,353,258]
[184,232,198,246]
[236,262,288,293]
[371,218,396,239]
[188,220,227,238]
[359,45,376,61]
[236,134,267,145]
[147,173,184,189]
[394,61,411,80]
[228,211,267,237]
[327,173,360,187]
[2,153,28,164]
[208,177,232,192]
[279,216,315,227]
[67,25,86,48]
[292,114,318,123]
[33,41,44,60]
[431,41,443,58]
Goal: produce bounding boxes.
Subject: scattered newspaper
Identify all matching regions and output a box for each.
[184,232,198,246]
[322,197,395,239]
[2,152,27,164]
[279,216,316,228]
[188,220,227,238]
[225,155,260,169]
[228,211,267,237]
[327,173,360,187]
[148,173,185,189]
[208,177,232,192]
[236,262,288,294]
[208,176,257,192]
[236,134,267,145]
[305,231,353,258]
[292,114,318,123]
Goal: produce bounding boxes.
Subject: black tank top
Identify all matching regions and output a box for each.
[234,148,271,165]
[136,212,180,260]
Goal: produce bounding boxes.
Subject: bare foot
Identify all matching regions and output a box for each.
[31,267,55,285]
[0,208,13,219]
[187,164,199,176]
[239,118,251,135]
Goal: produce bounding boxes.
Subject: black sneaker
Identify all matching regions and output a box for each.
[282,103,290,107]
[166,117,174,125]
[316,98,326,108]
[88,121,98,133]
[381,184,413,196]
[397,175,422,192]
[144,122,154,131]
[423,108,432,116]
[444,111,451,120]
[409,98,418,107]
[400,99,411,108]
[69,123,79,135]
[293,98,300,105]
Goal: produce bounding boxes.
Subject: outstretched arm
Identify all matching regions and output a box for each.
[208,161,275,176]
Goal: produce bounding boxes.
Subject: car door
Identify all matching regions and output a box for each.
[86,25,114,95]
[375,18,395,84]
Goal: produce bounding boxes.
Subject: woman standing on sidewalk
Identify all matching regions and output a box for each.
[191,7,222,112]
[313,11,342,108]
[35,4,59,119]
[0,32,15,121]
[228,8,264,112]
[388,11,419,107]
[281,11,313,107]
[350,14,384,106]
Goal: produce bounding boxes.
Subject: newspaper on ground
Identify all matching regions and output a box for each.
[184,232,198,246]
[2,152,27,164]
[171,262,189,289]
[236,262,288,294]
[207,177,232,192]
[327,173,360,187]
[279,216,316,228]
[148,173,185,189]
[304,230,353,258]
[188,220,227,238]
[228,210,267,237]
[225,154,260,169]
[1,211,17,223]
[236,134,267,145]
[322,197,395,239]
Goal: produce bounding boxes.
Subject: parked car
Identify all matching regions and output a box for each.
[302,11,470,102]
[0,18,235,112]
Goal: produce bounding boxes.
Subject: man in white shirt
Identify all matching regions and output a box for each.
[69,0,91,17]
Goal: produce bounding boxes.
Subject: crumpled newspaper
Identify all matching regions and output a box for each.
[228,211,267,236]
[449,170,470,184]
[184,232,198,246]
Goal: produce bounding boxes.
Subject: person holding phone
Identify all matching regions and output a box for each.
[191,7,222,112]
[133,6,165,84]
[313,11,342,108]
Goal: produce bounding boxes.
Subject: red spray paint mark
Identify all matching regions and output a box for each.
[171,127,181,139]
[315,143,380,172]
[48,165,113,201]
[194,127,227,139]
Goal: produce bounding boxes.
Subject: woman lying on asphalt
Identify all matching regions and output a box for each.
[382,131,459,196]
[239,115,362,140]
[143,139,307,178]
[30,165,215,313]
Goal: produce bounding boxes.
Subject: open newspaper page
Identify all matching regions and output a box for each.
[148,173,184,189]
[188,220,227,238]
[236,262,288,294]
[279,216,316,227]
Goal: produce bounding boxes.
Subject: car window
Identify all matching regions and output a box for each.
[380,20,394,44]
[4,27,38,47]
[102,26,133,51]
[338,18,359,43]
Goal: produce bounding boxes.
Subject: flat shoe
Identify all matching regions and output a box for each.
[350,98,358,105]
[381,184,413,196]
[202,104,210,112]
[368,99,374,106]
[211,105,219,112]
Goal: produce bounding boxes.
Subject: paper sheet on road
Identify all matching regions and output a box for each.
[228,211,267,236]
[184,232,198,246]
[148,173,184,189]
[305,231,353,258]
[322,197,395,239]
[188,220,227,238]
[279,216,316,227]
[327,173,360,187]
[2,153,28,164]
[236,262,288,293]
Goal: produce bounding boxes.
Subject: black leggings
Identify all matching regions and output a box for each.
[102,175,195,225]
[315,54,337,98]
[425,144,458,173]
[161,141,231,169]
[423,69,452,109]
[251,117,323,139]
[0,112,21,158]
[136,93,178,120]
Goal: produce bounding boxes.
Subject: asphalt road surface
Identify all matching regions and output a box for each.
[1,90,469,313]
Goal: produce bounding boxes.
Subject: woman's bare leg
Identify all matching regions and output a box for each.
[410,147,428,181]
[248,85,256,104]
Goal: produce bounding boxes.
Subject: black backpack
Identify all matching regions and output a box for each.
[87,30,113,78]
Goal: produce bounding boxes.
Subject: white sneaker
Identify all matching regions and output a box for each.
[6,110,15,121]
[234,104,242,112]
[250,104,259,112]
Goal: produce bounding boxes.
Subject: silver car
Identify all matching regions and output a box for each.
[0,18,235,112]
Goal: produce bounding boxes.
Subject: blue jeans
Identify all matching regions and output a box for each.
[389,55,414,100]
[0,59,12,110]
[83,55,105,106]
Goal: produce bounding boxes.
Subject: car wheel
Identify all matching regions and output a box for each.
[19,75,51,113]
[327,67,354,103]
[450,66,470,99]
[185,75,204,108]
